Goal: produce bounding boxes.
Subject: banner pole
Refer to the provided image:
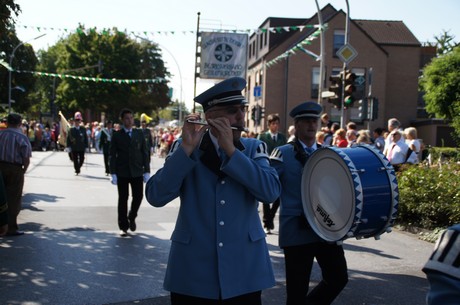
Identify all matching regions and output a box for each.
[192,12,201,113]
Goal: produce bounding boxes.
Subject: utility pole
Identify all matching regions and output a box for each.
[340,0,350,129]
[315,0,325,106]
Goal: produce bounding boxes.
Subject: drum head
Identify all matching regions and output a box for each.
[301,148,356,241]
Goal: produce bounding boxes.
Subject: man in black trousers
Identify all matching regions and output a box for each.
[257,113,287,233]
[110,109,150,236]
[66,112,88,175]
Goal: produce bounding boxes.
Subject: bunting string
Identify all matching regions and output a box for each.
[10,23,327,82]
[249,25,326,73]
[15,70,167,84]
[16,24,323,37]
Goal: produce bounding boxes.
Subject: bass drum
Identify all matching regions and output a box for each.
[301,145,399,242]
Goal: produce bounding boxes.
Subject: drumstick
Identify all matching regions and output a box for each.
[186,119,248,132]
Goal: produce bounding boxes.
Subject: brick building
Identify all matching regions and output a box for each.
[246,4,422,137]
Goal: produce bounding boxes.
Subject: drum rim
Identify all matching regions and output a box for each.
[327,146,364,240]
[301,147,362,242]
[301,144,399,241]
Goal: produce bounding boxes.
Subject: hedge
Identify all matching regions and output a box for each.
[396,161,460,230]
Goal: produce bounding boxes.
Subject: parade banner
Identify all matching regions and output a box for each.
[199,32,248,80]
[58,111,70,147]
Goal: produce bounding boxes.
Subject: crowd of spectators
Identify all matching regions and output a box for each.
[0,113,423,168]
[0,115,185,159]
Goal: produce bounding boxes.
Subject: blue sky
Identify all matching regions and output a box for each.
[14,0,460,111]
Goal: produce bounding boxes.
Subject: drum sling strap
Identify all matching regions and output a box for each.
[289,139,313,230]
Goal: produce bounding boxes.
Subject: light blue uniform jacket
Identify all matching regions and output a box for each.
[423,224,460,305]
[270,142,323,248]
[145,133,281,299]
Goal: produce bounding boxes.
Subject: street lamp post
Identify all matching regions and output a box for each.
[8,33,46,114]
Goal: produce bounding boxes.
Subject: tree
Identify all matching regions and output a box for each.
[0,0,20,37]
[0,1,39,114]
[420,46,460,140]
[34,25,171,121]
[434,30,459,57]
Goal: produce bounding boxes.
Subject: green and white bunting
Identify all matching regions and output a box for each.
[15,70,167,84]
[249,25,326,73]
[17,24,322,37]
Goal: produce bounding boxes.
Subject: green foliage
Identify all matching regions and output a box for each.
[0,0,21,36]
[420,46,460,139]
[33,25,171,122]
[0,0,39,114]
[433,30,460,56]
[425,146,460,163]
[396,162,460,230]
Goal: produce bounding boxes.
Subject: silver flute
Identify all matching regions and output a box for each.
[186,119,248,132]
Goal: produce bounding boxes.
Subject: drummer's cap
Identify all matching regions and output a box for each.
[289,102,322,120]
[194,77,247,112]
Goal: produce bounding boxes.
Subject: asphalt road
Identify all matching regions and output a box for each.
[0,150,434,305]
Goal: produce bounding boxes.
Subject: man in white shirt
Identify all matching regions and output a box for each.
[386,130,411,165]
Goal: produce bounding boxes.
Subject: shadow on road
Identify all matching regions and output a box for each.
[0,226,171,305]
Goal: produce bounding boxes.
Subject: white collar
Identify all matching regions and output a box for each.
[298,139,317,151]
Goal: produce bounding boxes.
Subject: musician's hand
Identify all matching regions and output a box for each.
[207,118,236,157]
[181,113,207,156]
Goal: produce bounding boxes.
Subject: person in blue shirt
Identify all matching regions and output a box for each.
[145,77,281,305]
[270,101,348,305]
[423,224,460,305]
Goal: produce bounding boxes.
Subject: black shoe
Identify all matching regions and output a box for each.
[7,230,25,236]
[129,219,136,232]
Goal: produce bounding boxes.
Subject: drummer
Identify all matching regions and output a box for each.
[270,101,348,305]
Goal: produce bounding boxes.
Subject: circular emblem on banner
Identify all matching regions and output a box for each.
[214,44,233,62]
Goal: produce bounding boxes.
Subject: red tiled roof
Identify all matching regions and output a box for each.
[354,20,420,46]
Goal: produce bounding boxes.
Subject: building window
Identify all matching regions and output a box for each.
[333,30,345,57]
[311,67,320,98]
[331,68,342,78]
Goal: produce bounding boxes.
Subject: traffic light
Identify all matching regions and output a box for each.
[251,105,263,125]
[258,105,264,123]
[370,98,379,121]
[328,74,343,108]
[343,70,356,108]
[358,99,368,121]
[171,107,179,120]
